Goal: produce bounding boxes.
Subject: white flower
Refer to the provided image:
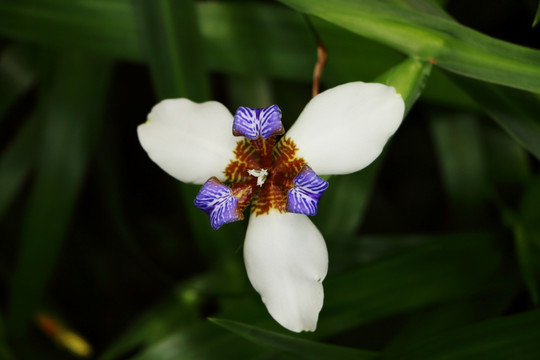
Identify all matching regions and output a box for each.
[137,82,405,332]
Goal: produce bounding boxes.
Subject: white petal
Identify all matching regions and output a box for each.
[137,99,239,184]
[285,82,405,175]
[243,211,328,332]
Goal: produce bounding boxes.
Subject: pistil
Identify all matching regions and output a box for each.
[248,169,269,187]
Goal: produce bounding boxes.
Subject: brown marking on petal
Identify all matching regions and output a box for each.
[251,181,287,215]
[224,140,261,182]
[273,137,306,177]
[251,137,276,168]
[230,181,256,211]
[250,137,307,215]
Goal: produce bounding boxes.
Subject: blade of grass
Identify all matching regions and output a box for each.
[0,45,36,117]
[0,310,14,360]
[0,1,472,108]
[315,232,508,337]
[506,178,540,304]
[450,75,540,161]
[278,0,540,93]
[385,280,519,353]
[0,0,141,60]
[0,114,39,220]
[131,321,268,360]
[533,1,540,28]
[99,276,212,360]
[383,310,540,360]
[429,113,490,227]
[132,0,209,101]
[7,52,112,337]
[113,231,509,359]
[210,318,379,360]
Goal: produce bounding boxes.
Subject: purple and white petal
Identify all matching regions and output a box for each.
[194,177,242,230]
[233,105,284,139]
[138,99,238,184]
[244,211,328,332]
[285,82,405,176]
[287,166,329,216]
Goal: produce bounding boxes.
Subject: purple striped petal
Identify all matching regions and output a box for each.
[233,105,284,139]
[286,165,329,216]
[194,177,243,229]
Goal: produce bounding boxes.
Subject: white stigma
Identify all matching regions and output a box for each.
[248,169,269,187]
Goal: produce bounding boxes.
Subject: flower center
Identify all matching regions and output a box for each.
[194,104,328,229]
[248,168,269,187]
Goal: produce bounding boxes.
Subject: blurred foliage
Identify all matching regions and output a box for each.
[0,0,539,359]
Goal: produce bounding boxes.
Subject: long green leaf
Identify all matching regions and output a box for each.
[0,115,38,220]
[117,232,509,359]
[376,57,431,114]
[278,0,540,93]
[0,310,14,360]
[131,320,268,360]
[450,75,540,161]
[0,1,468,108]
[7,52,112,337]
[99,276,212,360]
[210,318,379,360]
[429,113,490,227]
[316,232,506,337]
[133,0,209,101]
[509,177,540,304]
[383,310,540,360]
[533,1,540,28]
[0,45,36,116]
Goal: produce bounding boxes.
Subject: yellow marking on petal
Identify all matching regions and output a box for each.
[224,139,260,182]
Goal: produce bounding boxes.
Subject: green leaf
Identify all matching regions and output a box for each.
[0,1,495,109]
[0,0,141,60]
[385,280,520,352]
[99,276,211,360]
[277,0,540,93]
[514,223,540,304]
[376,57,432,114]
[533,1,540,28]
[0,310,14,360]
[383,310,540,360]
[509,177,540,304]
[131,320,268,360]
[0,115,39,220]
[429,113,490,227]
[133,0,209,101]
[210,318,379,360]
[316,232,507,337]
[6,52,112,337]
[450,75,540,161]
[0,45,36,116]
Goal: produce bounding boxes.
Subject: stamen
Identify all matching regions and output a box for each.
[248,169,269,187]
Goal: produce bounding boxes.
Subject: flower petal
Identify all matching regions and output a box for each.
[137,99,239,184]
[285,82,405,175]
[194,177,243,230]
[232,105,285,139]
[287,165,329,216]
[243,211,328,332]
